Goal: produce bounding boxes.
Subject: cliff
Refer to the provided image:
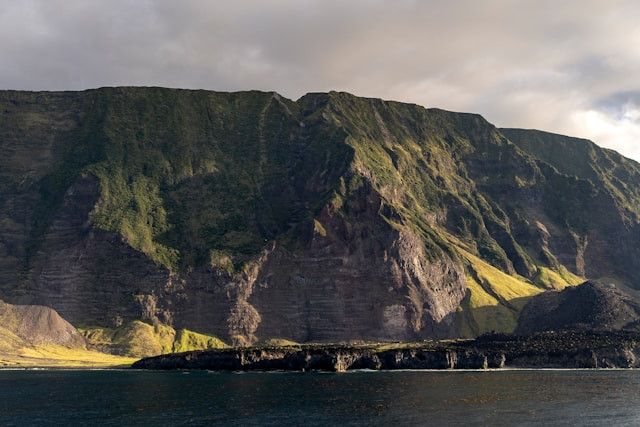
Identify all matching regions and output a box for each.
[2,88,640,353]
[0,299,85,348]
[132,330,640,371]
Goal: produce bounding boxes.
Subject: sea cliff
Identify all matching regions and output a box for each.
[132,330,640,371]
[4,88,640,351]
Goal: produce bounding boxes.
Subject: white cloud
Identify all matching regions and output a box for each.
[569,108,640,161]
[0,0,639,161]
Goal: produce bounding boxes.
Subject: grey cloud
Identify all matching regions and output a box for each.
[598,91,640,104]
[1,0,639,160]
[594,91,640,119]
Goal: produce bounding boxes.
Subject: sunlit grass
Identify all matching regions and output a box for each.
[534,266,583,290]
[456,249,545,337]
[1,321,231,368]
[172,329,229,352]
[0,344,136,368]
[462,249,544,301]
[457,275,525,337]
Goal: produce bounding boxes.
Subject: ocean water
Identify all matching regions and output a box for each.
[1,369,639,426]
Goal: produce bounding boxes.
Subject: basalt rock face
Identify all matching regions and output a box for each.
[132,331,640,371]
[131,344,505,372]
[2,88,640,348]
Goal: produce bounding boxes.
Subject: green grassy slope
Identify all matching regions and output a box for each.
[78,321,228,358]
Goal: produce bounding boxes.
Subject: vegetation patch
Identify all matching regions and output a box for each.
[172,329,228,352]
[254,338,301,349]
[79,322,228,358]
[456,249,545,337]
[534,266,583,290]
[0,324,136,368]
[5,345,137,368]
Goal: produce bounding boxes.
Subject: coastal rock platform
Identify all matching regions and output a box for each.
[132,330,640,371]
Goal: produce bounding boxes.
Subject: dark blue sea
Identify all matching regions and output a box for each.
[1,369,639,426]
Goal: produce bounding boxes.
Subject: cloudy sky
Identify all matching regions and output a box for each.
[2,0,640,161]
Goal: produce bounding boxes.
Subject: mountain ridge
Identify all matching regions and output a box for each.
[1,87,639,353]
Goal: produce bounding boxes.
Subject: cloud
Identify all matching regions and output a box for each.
[570,93,640,161]
[1,0,639,161]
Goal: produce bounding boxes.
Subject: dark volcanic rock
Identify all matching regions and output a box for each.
[516,281,640,334]
[132,331,640,371]
[131,344,502,372]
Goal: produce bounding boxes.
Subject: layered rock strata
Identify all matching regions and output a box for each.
[2,88,640,347]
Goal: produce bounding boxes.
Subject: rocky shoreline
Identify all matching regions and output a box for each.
[131,330,640,371]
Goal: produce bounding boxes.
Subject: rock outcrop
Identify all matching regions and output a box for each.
[132,330,640,371]
[517,281,640,334]
[131,343,505,372]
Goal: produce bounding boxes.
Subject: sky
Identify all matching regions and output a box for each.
[2,0,640,161]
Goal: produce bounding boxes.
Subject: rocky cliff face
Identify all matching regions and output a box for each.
[2,88,640,350]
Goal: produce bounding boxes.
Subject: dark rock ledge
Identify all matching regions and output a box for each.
[131,331,640,372]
